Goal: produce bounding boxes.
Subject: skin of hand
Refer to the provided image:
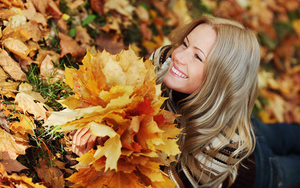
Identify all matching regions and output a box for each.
[72,127,108,156]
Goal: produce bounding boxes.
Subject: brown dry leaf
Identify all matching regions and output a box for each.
[0,67,19,98]
[214,0,246,23]
[58,32,86,60]
[35,158,65,188]
[0,111,10,133]
[0,8,17,20]
[1,151,28,173]
[0,49,27,81]
[15,82,51,120]
[57,17,69,34]
[100,16,121,34]
[1,24,32,42]
[31,0,47,14]
[0,128,27,156]
[25,20,45,42]
[96,33,126,54]
[3,37,29,59]
[36,49,60,66]
[75,25,94,48]
[20,57,37,72]
[90,0,105,14]
[39,54,65,82]
[67,0,85,10]
[135,5,150,23]
[140,23,152,41]
[8,0,24,8]
[274,36,295,73]
[249,0,274,35]
[283,0,300,11]
[152,0,169,16]
[22,0,47,26]
[104,0,135,19]
[0,162,46,188]
[47,0,63,18]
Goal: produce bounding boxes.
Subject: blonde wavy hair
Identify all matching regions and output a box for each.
[156,15,260,185]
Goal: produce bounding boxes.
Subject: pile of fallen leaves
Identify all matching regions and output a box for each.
[1,0,300,187]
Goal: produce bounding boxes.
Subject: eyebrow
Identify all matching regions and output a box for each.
[186,37,207,58]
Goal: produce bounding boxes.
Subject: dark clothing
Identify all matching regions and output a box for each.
[251,118,300,188]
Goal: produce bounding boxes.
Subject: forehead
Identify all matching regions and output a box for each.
[186,24,217,56]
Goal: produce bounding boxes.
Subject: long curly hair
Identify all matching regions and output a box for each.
[156,15,260,186]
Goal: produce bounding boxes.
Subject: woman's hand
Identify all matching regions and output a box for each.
[72,127,108,156]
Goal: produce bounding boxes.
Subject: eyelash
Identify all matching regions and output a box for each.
[182,41,203,62]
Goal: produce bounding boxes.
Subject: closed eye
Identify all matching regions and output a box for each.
[195,54,203,62]
[182,41,188,48]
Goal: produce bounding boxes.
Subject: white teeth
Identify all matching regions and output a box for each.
[171,66,187,78]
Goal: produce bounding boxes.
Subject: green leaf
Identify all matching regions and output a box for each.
[69,28,76,37]
[82,14,96,26]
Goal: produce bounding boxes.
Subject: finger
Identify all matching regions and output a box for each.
[84,135,97,153]
[72,127,90,155]
[77,129,93,156]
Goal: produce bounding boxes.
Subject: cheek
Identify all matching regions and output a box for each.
[190,66,205,88]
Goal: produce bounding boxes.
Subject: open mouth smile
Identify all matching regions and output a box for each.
[170,64,188,78]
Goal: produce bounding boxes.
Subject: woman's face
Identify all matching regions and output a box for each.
[163,23,217,94]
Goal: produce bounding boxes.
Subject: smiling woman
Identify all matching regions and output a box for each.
[72,15,300,188]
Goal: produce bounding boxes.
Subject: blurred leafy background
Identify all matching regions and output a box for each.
[1,0,300,187]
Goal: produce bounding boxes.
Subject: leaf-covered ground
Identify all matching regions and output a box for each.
[0,0,300,187]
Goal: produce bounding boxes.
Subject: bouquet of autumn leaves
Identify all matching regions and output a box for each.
[45,48,181,187]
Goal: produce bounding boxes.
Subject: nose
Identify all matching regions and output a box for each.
[173,48,190,66]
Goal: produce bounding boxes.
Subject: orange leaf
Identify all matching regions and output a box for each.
[34,159,65,188]
[130,98,155,116]
[10,115,35,135]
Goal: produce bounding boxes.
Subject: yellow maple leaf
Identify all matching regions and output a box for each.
[93,135,122,171]
[10,114,36,135]
[138,161,164,182]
